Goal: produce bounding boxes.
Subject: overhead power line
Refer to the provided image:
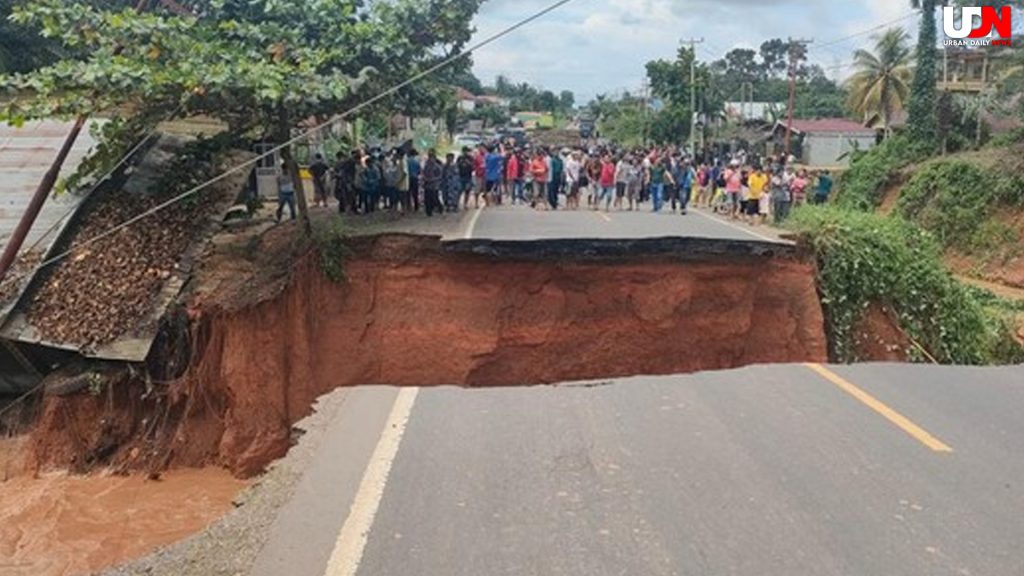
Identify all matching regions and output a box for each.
[813,12,918,50]
[4,0,580,287]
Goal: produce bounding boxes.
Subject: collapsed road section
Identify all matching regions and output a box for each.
[27,233,827,477]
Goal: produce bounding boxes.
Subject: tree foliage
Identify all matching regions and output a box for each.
[0,0,482,192]
[488,74,574,115]
[0,0,58,73]
[845,28,912,136]
[644,45,712,145]
[897,159,1024,251]
[709,39,847,120]
[907,0,939,146]
[787,205,1023,365]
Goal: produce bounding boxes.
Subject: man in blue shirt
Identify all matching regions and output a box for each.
[678,160,695,215]
[813,170,833,205]
[407,149,422,212]
[484,145,503,206]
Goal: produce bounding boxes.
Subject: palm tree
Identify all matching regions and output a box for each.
[846,28,913,138]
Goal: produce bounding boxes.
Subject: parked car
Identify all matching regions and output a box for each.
[452,133,482,150]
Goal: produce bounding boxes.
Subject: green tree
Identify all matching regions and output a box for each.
[845,28,912,138]
[955,88,1003,147]
[709,39,842,120]
[759,39,794,79]
[0,0,57,73]
[451,67,484,95]
[558,90,575,112]
[2,0,482,229]
[907,0,940,146]
[645,45,710,144]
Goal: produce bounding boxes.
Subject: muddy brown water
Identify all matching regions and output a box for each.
[0,466,245,576]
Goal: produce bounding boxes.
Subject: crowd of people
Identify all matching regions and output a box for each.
[274,142,835,228]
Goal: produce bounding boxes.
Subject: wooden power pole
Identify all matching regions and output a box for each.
[681,38,704,156]
[784,37,813,159]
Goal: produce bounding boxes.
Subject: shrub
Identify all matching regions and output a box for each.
[787,205,1023,365]
[837,135,931,210]
[897,159,1022,253]
[312,220,351,283]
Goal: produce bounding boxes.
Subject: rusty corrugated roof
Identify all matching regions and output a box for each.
[0,119,101,249]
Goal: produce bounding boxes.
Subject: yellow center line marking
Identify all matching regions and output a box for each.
[804,363,953,453]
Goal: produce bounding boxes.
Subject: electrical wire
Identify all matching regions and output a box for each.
[15,103,188,259]
[813,12,918,50]
[1,0,579,288]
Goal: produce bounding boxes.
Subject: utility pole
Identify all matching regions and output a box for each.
[784,37,813,159]
[640,78,649,147]
[682,37,704,155]
[741,81,754,120]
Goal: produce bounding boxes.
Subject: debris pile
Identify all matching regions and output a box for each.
[25,149,247,348]
[0,250,42,308]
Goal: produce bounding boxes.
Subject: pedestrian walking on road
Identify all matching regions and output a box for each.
[276,161,296,223]
[422,149,443,217]
[549,149,564,210]
[530,150,549,210]
[626,156,641,211]
[586,153,602,208]
[648,157,673,213]
[747,166,768,225]
[310,153,330,208]
[484,145,503,207]
[407,149,422,212]
[790,168,809,207]
[457,147,474,210]
[565,150,582,210]
[813,170,833,205]
[614,155,629,211]
[363,153,383,214]
[443,153,460,213]
[332,151,354,214]
[598,153,616,212]
[771,169,792,225]
[724,161,742,219]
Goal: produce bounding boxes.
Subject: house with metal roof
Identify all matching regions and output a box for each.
[769,119,877,168]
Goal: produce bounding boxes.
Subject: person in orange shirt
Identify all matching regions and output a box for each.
[530,151,549,210]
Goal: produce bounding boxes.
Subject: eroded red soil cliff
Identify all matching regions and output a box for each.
[30,235,828,477]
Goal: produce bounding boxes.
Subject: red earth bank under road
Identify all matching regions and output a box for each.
[31,236,828,477]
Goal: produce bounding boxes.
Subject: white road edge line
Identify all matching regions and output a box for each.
[464,206,483,239]
[322,387,420,576]
[691,208,780,243]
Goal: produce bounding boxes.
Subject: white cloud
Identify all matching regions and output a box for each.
[468,0,916,102]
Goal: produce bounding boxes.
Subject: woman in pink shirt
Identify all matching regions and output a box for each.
[790,169,810,206]
[725,163,743,219]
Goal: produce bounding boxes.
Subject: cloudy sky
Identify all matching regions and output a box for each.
[468,0,917,102]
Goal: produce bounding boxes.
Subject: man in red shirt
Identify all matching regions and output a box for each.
[506,151,521,205]
[597,153,616,212]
